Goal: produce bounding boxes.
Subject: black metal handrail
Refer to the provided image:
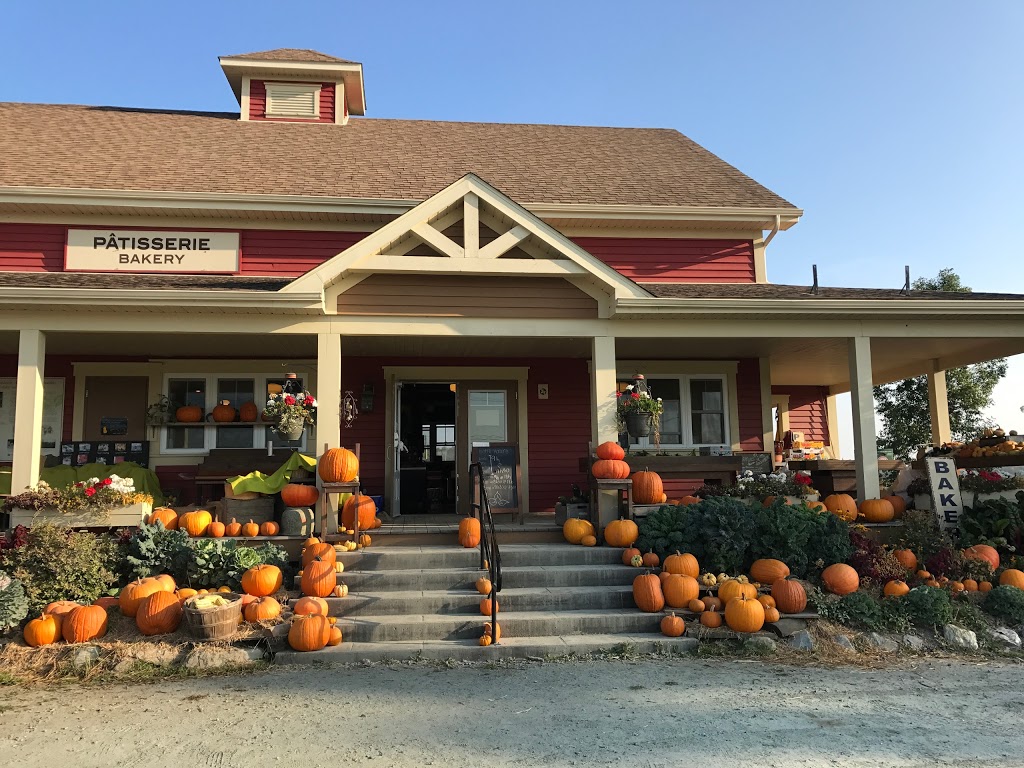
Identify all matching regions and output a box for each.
[469,462,502,644]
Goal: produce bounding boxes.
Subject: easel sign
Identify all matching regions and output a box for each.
[924,456,963,531]
[472,442,521,519]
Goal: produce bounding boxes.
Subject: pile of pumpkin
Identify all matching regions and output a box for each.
[818,493,908,523]
[878,544,1024,597]
[319,447,383,533]
[284,537,356,652]
[591,442,683,505]
[472,575,502,646]
[628,551,808,637]
[144,507,282,538]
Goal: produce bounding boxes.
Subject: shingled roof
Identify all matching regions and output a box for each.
[221,48,359,64]
[643,283,1024,300]
[0,103,797,209]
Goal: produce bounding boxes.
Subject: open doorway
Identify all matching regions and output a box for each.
[397,383,457,515]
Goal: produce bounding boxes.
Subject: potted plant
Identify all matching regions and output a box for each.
[3,475,153,527]
[263,388,317,440]
[555,484,590,524]
[616,375,664,443]
[959,469,1024,507]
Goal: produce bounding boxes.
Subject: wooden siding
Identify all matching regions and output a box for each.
[248,80,336,123]
[336,275,599,319]
[571,237,755,283]
[0,223,65,271]
[238,229,364,275]
[773,385,831,444]
[736,358,765,452]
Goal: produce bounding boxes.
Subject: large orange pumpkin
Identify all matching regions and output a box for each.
[963,544,1000,572]
[749,559,790,585]
[302,543,336,568]
[147,507,178,530]
[662,551,699,578]
[292,596,329,616]
[282,483,320,507]
[632,470,664,505]
[718,579,757,605]
[244,596,283,622]
[301,556,337,598]
[288,614,332,651]
[885,495,907,519]
[341,494,377,531]
[632,573,665,613]
[181,509,212,537]
[458,517,482,548]
[563,518,595,545]
[999,569,1024,589]
[823,494,858,523]
[893,549,918,571]
[662,574,700,608]
[136,591,183,636]
[62,604,108,643]
[859,498,895,523]
[724,594,765,633]
[24,614,63,647]
[592,459,630,480]
[318,447,359,482]
[821,563,860,595]
[119,577,164,618]
[241,564,283,597]
[43,600,82,618]
[603,519,639,548]
[771,577,807,613]
[595,441,626,461]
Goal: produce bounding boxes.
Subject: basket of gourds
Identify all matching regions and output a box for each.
[182,592,244,641]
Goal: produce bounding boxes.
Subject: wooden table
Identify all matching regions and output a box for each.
[318,481,360,538]
[588,478,634,535]
[788,459,905,497]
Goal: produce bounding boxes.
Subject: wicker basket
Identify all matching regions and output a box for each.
[182,592,244,642]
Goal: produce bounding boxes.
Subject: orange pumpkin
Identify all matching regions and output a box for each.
[700,609,723,628]
[176,588,198,603]
[592,459,630,480]
[225,518,242,537]
[181,510,212,537]
[662,574,700,608]
[595,441,626,461]
[885,495,907,519]
[603,519,639,548]
[677,495,701,506]
[238,401,259,422]
[211,402,237,422]
[964,544,1000,572]
[292,596,329,616]
[24,613,63,647]
[153,574,176,592]
[823,494,858,522]
[136,591,183,636]
[342,494,377,531]
[244,596,283,622]
[999,569,1024,589]
[281,483,320,507]
[641,551,660,568]
[208,521,226,538]
[724,594,765,633]
[62,604,108,643]
[621,547,642,566]
[979,581,994,593]
[702,596,724,612]
[301,557,337,598]
[43,600,83,618]
[962,579,979,592]
[763,606,781,623]
[241,564,283,597]
[288,614,332,652]
[327,626,343,646]
[476,578,492,595]
[662,551,699,578]
[632,573,665,613]
[821,563,860,595]
[688,598,706,613]
[883,579,910,597]
[893,549,918,571]
[632,470,664,505]
[458,517,482,548]
[580,534,597,547]
[175,405,202,423]
[318,447,359,483]
[660,612,686,637]
[749,559,790,585]
[119,577,164,618]
[482,621,502,642]
[771,577,807,614]
[480,597,499,616]
[302,543,336,568]
[564,518,595,545]
[859,498,895,523]
[757,595,776,610]
[147,507,178,530]
[241,520,260,538]
[718,579,757,605]
[260,521,280,537]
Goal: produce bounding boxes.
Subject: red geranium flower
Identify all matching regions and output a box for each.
[84,487,96,497]
[631,392,640,399]
[284,395,296,406]
[102,477,112,485]
[795,474,812,485]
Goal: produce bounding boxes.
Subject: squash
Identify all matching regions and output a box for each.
[595,441,626,461]
[748,559,790,585]
[62,604,108,643]
[603,519,639,548]
[660,612,686,637]
[592,459,630,480]
[136,591,183,636]
[823,493,858,523]
[282,483,320,508]
[662,551,699,578]
[631,470,664,505]
[859,498,895,523]
[724,594,765,633]
[175,405,202,423]
[563,518,595,545]
[318,447,359,482]
[342,495,377,531]
[632,573,665,613]
[458,517,482,548]
[622,547,642,566]
[662,574,700,608]
[821,563,860,595]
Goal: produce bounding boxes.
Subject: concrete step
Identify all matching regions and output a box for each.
[331,564,639,592]
[274,633,697,664]
[328,544,624,571]
[330,608,673,642]
[310,586,637,617]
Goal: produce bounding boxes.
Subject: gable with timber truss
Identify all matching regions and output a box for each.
[283,174,650,316]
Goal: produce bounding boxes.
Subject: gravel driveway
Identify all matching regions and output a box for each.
[2,657,1022,767]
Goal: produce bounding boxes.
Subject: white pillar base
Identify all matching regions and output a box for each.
[591,336,618,529]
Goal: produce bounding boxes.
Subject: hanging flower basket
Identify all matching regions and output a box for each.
[625,412,654,438]
[274,422,305,441]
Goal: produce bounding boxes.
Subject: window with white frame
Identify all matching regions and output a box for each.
[618,375,729,448]
[163,373,308,453]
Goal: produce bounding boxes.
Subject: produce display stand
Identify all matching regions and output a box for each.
[911,454,1024,471]
[787,459,905,497]
[318,443,360,539]
[588,478,634,534]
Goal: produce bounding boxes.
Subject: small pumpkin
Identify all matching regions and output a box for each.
[239,401,259,422]
[288,614,332,652]
[749,559,790,585]
[641,551,660,568]
[724,593,765,633]
[893,549,918,571]
[42,601,82,617]
[662,551,699,578]
[482,621,502,642]
[677,495,701,506]
[333,584,349,598]
[771,577,807,614]
[293,596,329,616]
[62,604,108,643]
[206,520,225,539]
[660,612,685,637]
[327,626,343,646]
[688,598,706,613]
[595,441,626,461]
[763,606,781,623]
[175,405,202,423]
[563,518,595,545]
[821,563,860,595]
[622,547,642,566]
[260,521,280,536]
[176,588,198,603]
[333,561,346,573]
[211,401,237,423]
[241,520,259,538]
[823,493,858,522]
[916,569,932,580]
[998,569,1024,589]
[700,609,723,628]
[358,534,372,547]
[662,574,700,609]
[603,519,639,548]
[147,507,178,530]
[136,591,183,636]
[702,596,724,612]
[883,579,910,597]
[342,495,377,531]
[476,577,492,595]
[479,634,493,646]
[480,597,499,616]
[859,498,895,523]
[630,554,644,567]
[244,596,283,622]
[962,579,979,592]
[241,564,283,597]
[632,573,665,613]
[24,614,63,647]
[979,581,994,592]
[154,574,176,592]
[631,470,664,505]
[757,595,776,610]
[225,518,242,537]
[580,534,597,547]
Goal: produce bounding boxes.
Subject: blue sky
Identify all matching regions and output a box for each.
[3,1,1022,450]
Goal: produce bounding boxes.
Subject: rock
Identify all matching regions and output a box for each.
[125,644,184,667]
[866,632,899,653]
[834,634,856,653]
[992,627,1021,649]
[943,624,979,651]
[242,645,267,662]
[745,635,776,653]
[788,630,815,652]
[901,634,925,651]
[184,646,256,670]
[113,658,137,674]
[71,645,101,669]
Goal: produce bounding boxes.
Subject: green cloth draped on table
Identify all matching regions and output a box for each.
[227,452,317,496]
[0,462,165,505]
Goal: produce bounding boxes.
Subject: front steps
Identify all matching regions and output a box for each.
[275,542,696,662]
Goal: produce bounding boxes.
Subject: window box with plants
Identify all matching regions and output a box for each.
[4,476,153,528]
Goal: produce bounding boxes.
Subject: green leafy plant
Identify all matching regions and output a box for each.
[982,585,1024,626]
[958,497,1023,550]
[0,524,119,616]
[121,522,192,582]
[749,500,851,580]
[901,586,953,628]
[898,509,951,563]
[0,572,29,631]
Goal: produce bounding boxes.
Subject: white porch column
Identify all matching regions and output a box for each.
[590,336,619,528]
[848,336,880,500]
[316,332,343,453]
[758,357,773,454]
[12,330,46,493]
[927,367,952,446]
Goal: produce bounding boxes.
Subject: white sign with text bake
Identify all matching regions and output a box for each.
[925,456,963,531]
[66,230,240,273]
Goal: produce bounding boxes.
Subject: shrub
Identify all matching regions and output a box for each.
[982,586,1024,626]
[901,586,953,628]
[848,530,907,585]
[898,509,950,563]
[121,522,192,582]
[0,572,29,631]
[958,497,1022,553]
[749,499,852,580]
[0,524,120,616]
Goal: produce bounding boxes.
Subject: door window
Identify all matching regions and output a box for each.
[468,391,506,445]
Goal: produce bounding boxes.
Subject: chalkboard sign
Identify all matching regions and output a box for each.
[472,443,520,514]
[740,452,773,476]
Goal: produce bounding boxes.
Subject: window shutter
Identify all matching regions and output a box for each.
[265,83,320,118]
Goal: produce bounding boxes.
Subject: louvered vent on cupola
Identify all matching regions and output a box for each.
[264,82,321,118]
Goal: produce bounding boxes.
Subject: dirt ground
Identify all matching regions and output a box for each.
[2,656,1023,767]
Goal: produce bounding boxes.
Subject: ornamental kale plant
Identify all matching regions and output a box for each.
[121,522,193,582]
[0,572,29,632]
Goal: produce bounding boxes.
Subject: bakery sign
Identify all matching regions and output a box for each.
[66,229,240,273]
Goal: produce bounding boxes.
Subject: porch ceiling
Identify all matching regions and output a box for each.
[0,332,317,358]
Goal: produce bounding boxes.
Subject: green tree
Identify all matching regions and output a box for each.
[873,269,1007,458]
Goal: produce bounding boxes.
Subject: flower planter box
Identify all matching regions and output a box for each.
[9,501,152,528]
[554,502,590,525]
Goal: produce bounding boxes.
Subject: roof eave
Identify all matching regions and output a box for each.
[0,287,323,312]
[218,58,366,115]
[613,297,1024,316]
